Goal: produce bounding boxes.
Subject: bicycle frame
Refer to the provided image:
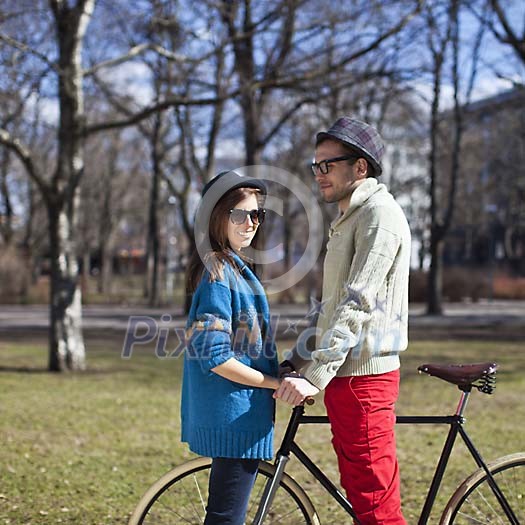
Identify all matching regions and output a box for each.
[253,387,520,525]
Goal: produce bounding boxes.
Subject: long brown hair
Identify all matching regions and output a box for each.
[185,187,265,295]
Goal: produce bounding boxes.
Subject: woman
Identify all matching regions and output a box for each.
[181,171,279,525]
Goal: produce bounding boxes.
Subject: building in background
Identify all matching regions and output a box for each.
[438,87,525,276]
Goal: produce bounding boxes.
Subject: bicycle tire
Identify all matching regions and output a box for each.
[440,452,525,524]
[128,456,320,525]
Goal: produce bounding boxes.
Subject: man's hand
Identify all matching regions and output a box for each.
[278,359,295,378]
[273,376,320,406]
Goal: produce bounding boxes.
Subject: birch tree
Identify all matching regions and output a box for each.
[0,1,96,370]
[0,0,227,371]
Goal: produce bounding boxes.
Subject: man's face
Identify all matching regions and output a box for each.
[313,140,364,206]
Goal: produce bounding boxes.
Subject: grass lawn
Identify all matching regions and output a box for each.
[1,334,524,524]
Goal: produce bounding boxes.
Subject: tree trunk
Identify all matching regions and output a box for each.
[97,241,113,295]
[426,0,463,315]
[427,228,443,315]
[97,168,114,295]
[0,147,14,245]
[47,202,86,371]
[145,132,161,307]
[45,0,95,371]
[81,250,90,299]
[241,89,261,165]
[426,16,446,316]
[205,49,226,179]
[277,191,294,303]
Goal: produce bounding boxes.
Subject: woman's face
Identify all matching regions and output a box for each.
[227,193,260,252]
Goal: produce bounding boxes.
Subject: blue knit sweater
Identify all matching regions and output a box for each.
[181,253,278,460]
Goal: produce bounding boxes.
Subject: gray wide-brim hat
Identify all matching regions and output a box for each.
[201,170,267,197]
[316,117,385,175]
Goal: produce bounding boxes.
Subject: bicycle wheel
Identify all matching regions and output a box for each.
[440,452,525,524]
[128,456,320,525]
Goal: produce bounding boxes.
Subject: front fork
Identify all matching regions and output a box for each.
[252,405,307,524]
[252,454,290,525]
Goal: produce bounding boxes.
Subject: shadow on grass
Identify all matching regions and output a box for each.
[0,365,49,373]
[0,364,130,375]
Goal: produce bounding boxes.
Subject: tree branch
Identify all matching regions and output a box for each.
[489,0,525,62]
[254,0,422,90]
[443,0,461,236]
[84,91,237,135]
[258,96,316,148]
[263,0,299,83]
[48,0,62,21]
[0,33,58,71]
[0,128,48,196]
[84,43,189,77]
[84,1,419,139]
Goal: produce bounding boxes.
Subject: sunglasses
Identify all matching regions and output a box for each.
[229,208,266,225]
[311,155,359,176]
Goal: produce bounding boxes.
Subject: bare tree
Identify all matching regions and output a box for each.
[422,0,456,314]
[486,0,525,63]
[0,1,228,371]
[77,129,141,295]
[0,42,36,247]
[424,0,487,313]
[214,0,421,165]
[0,148,14,245]
[88,1,229,306]
[0,1,96,370]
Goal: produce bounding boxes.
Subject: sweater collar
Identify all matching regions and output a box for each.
[228,250,269,317]
[229,250,249,273]
[229,250,262,285]
[331,178,386,228]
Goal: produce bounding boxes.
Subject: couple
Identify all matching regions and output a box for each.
[181,117,411,525]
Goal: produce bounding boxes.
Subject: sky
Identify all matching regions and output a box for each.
[10,2,525,142]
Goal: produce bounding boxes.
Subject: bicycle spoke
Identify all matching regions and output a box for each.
[469,486,506,523]
[133,460,316,525]
[150,497,200,524]
[478,485,506,523]
[188,472,207,521]
[148,498,200,524]
[246,475,266,517]
[456,510,491,524]
[265,505,309,522]
[444,456,525,524]
[503,465,524,514]
[144,472,207,523]
[245,474,312,524]
[159,474,206,523]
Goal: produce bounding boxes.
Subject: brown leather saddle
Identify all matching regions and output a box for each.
[418,362,498,394]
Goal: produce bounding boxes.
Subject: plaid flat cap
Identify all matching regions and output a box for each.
[316,117,385,175]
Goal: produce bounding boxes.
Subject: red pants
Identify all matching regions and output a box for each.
[324,370,406,525]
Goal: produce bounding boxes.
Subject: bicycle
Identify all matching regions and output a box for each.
[128,361,525,524]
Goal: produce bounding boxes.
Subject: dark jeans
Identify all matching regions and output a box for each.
[204,457,259,525]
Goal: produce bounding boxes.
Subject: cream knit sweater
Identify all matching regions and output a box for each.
[290,178,411,390]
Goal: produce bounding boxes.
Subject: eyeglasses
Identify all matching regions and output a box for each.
[229,208,266,225]
[311,155,358,176]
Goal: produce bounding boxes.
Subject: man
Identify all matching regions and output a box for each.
[274,117,411,525]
